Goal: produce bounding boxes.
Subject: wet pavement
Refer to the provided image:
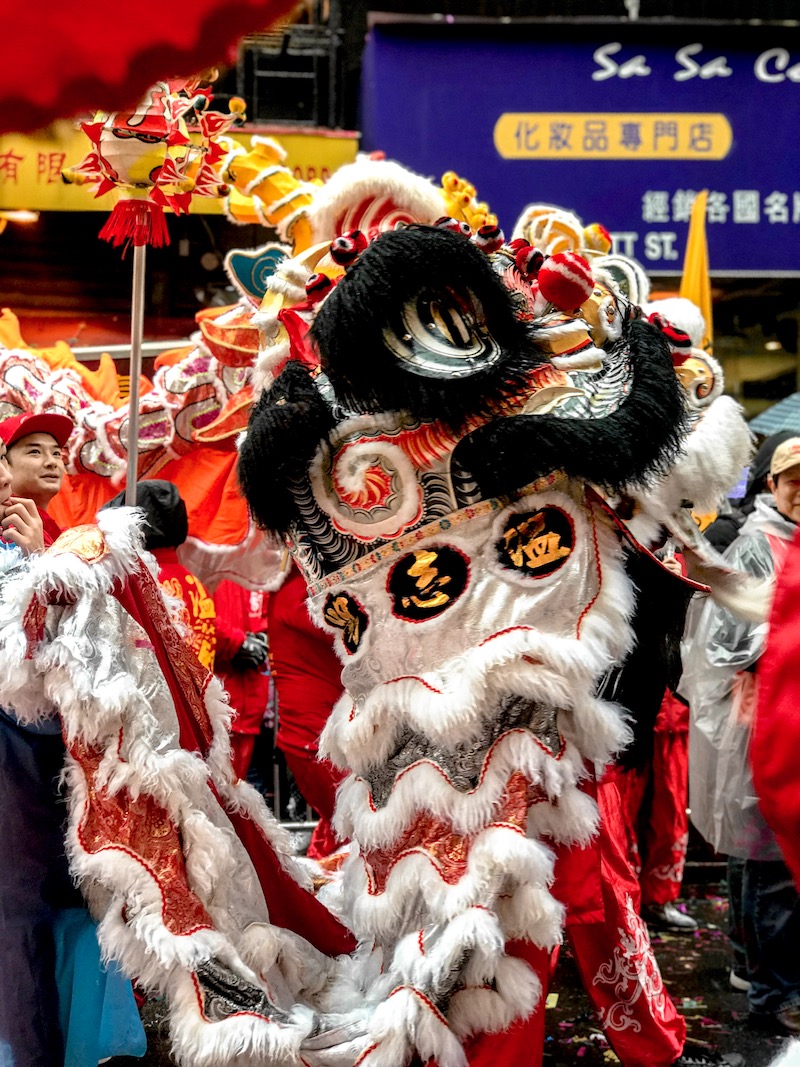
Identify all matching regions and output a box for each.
[542,890,789,1066]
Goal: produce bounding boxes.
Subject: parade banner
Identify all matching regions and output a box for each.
[362,20,800,274]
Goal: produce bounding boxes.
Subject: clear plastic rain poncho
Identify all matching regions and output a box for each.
[681,495,797,860]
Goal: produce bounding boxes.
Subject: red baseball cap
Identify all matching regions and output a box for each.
[0,411,74,449]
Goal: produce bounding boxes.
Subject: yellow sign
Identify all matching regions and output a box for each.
[0,121,358,212]
[494,112,732,160]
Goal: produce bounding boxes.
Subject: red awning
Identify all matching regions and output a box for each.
[2,1,295,134]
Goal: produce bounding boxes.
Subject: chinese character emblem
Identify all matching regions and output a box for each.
[387,546,469,622]
[497,507,574,577]
[323,592,369,653]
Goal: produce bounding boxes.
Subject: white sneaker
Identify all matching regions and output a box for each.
[729,967,752,992]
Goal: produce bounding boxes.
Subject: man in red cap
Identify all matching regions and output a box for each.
[0,411,74,545]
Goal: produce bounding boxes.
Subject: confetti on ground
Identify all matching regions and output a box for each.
[537,892,779,1066]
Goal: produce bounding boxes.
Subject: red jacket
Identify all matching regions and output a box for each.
[752,522,800,890]
[214,579,270,736]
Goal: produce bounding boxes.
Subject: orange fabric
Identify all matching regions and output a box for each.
[49,451,249,555]
[153,344,195,370]
[0,308,26,349]
[47,471,118,532]
[1,311,151,408]
[151,445,248,547]
[36,346,152,408]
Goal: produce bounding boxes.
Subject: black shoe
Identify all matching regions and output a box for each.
[643,901,699,932]
[673,1047,745,1067]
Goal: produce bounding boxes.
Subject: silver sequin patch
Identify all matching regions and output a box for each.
[365,695,562,808]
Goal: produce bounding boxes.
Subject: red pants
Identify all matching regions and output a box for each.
[616,697,690,908]
[562,777,686,1066]
[280,744,344,860]
[426,776,685,1067]
[231,732,257,780]
[418,941,551,1067]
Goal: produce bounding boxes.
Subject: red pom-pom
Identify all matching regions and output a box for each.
[647,312,692,356]
[305,273,333,303]
[433,216,472,237]
[330,229,368,268]
[514,244,545,278]
[472,224,504,253]
[537,251,594,312]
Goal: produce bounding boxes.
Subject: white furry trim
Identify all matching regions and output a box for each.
[642,297,706,348]
[362,985,467,1067]
[277,206,310,245]
[341,827,561,949]
[259,259,312,306]
[168,968,316,1067]
[265,184,319,222]
[252,337,291,398]
[629,395,753,520]
[494,881,565,941]
[0,512,342,1067]
[307,159,445,243]
[449,953,541,1039]
[243,164,290,197]
[335,730,589,846]
[238,923,338,1001]
[250,135,289,161]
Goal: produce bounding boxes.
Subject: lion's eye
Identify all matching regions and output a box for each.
[382,287,502,379]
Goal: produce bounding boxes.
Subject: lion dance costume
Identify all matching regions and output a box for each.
[0,189,757,1066]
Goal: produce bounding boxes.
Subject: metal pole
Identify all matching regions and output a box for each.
[125,243,146,506]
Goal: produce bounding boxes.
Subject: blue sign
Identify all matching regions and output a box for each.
[361,22,800,274]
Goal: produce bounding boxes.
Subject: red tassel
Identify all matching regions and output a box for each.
[98,199,170,250]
